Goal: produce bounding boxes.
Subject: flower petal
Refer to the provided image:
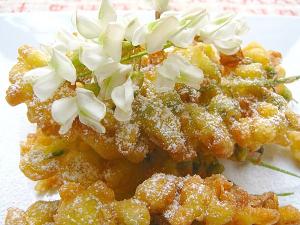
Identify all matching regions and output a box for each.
[211,21,238,40]
[111,78,134,121]
[76,88,106,133]
[201,15,248,55]
[53,31,71,53]
[51,97,78,134]
[78,113,106,133]
[213,17,249,39]
[59,117,76,135]
[23,66,65,101]
[98,0,117,24]
[170,28,197,48]
[103,22,125,62]
[175,55,204,89]
[33,72,64,101]
[202,13,235,35]
[94,61,120,83]
[156,54,203,91]
[113,106,133,122]
[79,43,110,71]
[235,18,249,36]
[76,11,102,39]
[132,24,148,46]
[165,9,207,48]
[76,88,106,122]
[51,49,76,84]
[124,16,141,42]
[99,74,125,100]
[157,54,180,81]
[54,30,83,52]
[39,45,53,60]
[23,66,53,83]
[152,0,170,13]
[146,16,180,53]
[180,8,208,29]
[155,73,176,92]
[212,37,242,55]
[156,54,179,92]
[99,64,131,100]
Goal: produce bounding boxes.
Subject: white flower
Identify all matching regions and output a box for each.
[79,41,132,100]
[200,13,249,55]
[51,88,106,134]
[122,15,141,42]
[79,28,132,102]
[111,78,135,121]
[156,54,204,92]
[132,16,180,54]
[78,23,132,101]
[132,8,209,53]
[99,63,132,100]
[168,8,209,48]
[23,49,76,101]
[152,0,170,13]
[103,22,126,62]
[79,20,125,69]
[52,30,84,53]
[76,0,117,39]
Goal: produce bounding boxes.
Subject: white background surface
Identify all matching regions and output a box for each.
[0,12,300,222]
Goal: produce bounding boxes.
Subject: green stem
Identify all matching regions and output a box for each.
[248,157,300,179]
[121,50,148,63]
[276,192,294,197]
[78,70,92,77]
[270,75,300,85]
[121,42,173,63]
[221,75,300,89]
[155,11,161,20]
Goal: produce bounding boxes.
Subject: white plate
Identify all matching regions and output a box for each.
[0,12,300,222]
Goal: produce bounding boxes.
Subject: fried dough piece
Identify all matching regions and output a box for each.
[21,129,224,199]
[56,180,115,225]
[6,44,300,163]
[5,208,27,225]
[135,94,196,161]
[6,174,300,225]
[20,130,138,199]
[136,174,282,225]
[5,201,59,225]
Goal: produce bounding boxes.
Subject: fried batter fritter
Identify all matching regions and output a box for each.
[5,173,300,225]
[19,129,224,199]
[6,42,300,163]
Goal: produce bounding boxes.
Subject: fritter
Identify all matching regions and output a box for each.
[5,173,300,225]
[5,43,300,163]
[19,129,224,199]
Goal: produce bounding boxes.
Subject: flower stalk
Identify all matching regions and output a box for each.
[276,192,294,197]
[248,156,300,179]
[121,42,173,63]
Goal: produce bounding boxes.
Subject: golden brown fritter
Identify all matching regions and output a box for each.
[5,201,59,225]
[19,129,224,199]
[5,173,300,225]
[6,42,300,163]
